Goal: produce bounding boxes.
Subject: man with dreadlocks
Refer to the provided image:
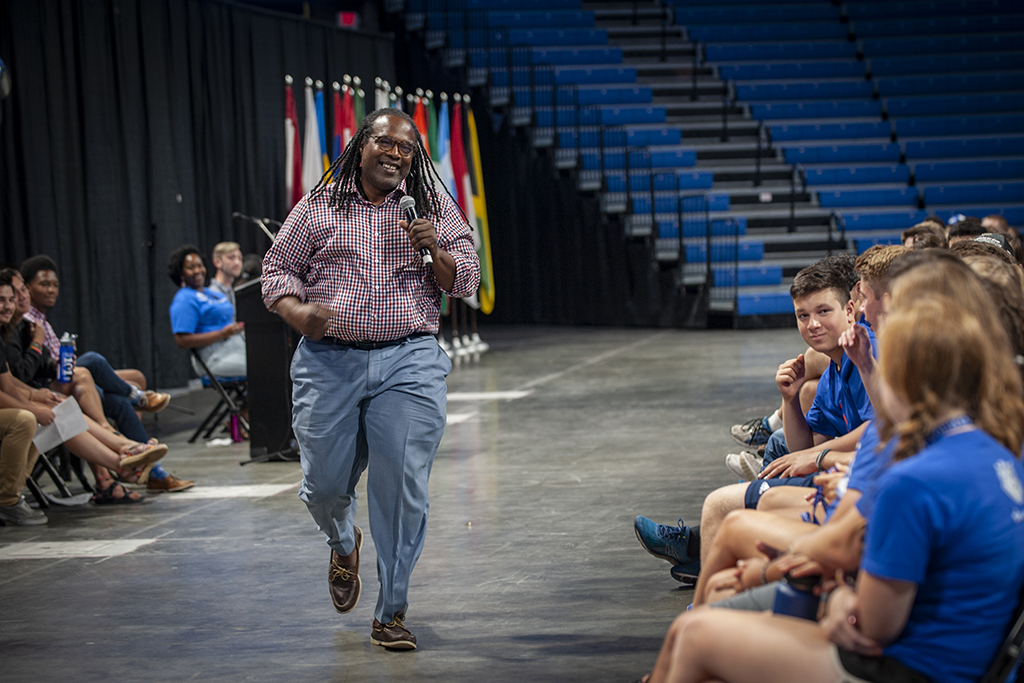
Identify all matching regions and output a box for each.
[262,107,480,650]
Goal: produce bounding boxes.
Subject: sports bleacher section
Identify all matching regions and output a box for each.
[394,0,1024,325]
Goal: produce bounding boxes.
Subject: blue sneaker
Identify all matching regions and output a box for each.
[634,516,694,565]
[730,416,773,448]
[670,558,701,585]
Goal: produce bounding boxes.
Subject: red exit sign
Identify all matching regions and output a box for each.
[337,11,360,29]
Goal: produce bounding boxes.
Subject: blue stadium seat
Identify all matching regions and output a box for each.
[736,80,875,101]
[885,93,1024,117]
[877,72,1024,97]
[915,159,1024,182]
[860,34,1019,57]
[904,136,1024,159]
[508,28,608,46]
[706,42,856,62]
[784,142,902,164]
[677,170,715,190]
[626,127,682,146]
[487,10,595,28]
[928,206,1024,225]
[818,187,919,208]
[720,62,867,80]
[684,22,848,42]
[843,209,928,231]
[852,15,1024,39]
[600,105,667,125]
[467,0,582,9]
[576,85,653,106]
[657,217,746,239]
[804,164,911,185]
[554,66,637,85]
[770,121,891,142]
[923,182,1024,206]
[736,292,794,316]
[870,53,1024,77]
[750,100,883,120]
[713,265,783,287]
[686,241,764,264]
[894,114,1024,138]
[531,47,623,66]
[846,0,1011,20]
[674,4,839,24]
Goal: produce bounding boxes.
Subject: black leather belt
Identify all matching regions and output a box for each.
[318,333,430,350]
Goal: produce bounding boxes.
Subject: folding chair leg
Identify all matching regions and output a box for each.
[189,398,227,443]
[68,454,95,494]
[38,452,74,498]
[24,476,49,509]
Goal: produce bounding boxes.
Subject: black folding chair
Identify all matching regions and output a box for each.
[26,445,94,508]
[188,349,248,443]
[979,580,1024,683]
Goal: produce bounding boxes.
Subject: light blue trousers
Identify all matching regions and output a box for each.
[290,335,450,623]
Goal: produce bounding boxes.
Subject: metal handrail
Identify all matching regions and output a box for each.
[754,123,772,187]
[829,210,846,256]
[789,163,807,233]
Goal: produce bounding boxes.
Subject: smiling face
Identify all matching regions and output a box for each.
[0,284,15,325]
[793,288,854,362]
[27,269,59,312]
[11,274,31,317]
[358,115,416,205]
[181,253,207,290]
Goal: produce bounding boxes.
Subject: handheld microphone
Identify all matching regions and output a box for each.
[399,195,433,265]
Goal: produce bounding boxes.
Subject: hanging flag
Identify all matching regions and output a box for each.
[354,87,366,124]
[332,84,344,161]
[426,92,439,163]
[302,79,324,193]
[436,96,457,205]
[450,96,476,230]
[315,83,329,172]
[413,96,430,156]
[467,103,495,314]
[285,77,303,207]
[342,85,356,150]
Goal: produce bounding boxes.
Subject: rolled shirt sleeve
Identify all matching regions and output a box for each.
[433,192,481,298]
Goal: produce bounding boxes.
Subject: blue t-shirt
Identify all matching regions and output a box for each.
[862,429,1024,683]
[169,287,235,335]
[804,324,877,439]
[847,422,896,499]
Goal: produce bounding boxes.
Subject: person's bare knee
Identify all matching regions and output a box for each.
[756,486,811,513]
[700,483,748,564]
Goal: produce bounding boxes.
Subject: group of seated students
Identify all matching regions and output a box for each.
[0,256,198,525]
[631,214,1024,683]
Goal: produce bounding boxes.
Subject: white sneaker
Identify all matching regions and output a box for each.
[470,332,489,353]
[0,495,48,526]
[725,451,762,482]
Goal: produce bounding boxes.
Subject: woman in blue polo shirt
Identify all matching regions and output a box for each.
[642,291,1024,683]
[168,245,246,378]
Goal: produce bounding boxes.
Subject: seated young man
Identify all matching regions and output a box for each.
[691,245,909,607]
[634,258,874,583]
[209,241,242,314]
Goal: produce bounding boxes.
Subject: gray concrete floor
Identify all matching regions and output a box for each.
[0,326,804,683]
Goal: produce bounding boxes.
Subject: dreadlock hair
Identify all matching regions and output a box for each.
[311,107,464,224]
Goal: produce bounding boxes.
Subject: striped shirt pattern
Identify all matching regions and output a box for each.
[24,307,59,357]
[261,181,481,342]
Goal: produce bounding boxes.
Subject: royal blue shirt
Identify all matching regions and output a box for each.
[169,287,234,335]
[804,324,876,439]
[863,428,1024,683]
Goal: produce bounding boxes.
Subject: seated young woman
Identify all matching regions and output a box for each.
[167,245,246,378]
[643,288,1024,683]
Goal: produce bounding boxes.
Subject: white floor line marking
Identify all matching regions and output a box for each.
[446,411,478,425]
[515,331,670,392]
[0,539,157,560]
[447,391,533,401]
[0,471,303,586]
[162,483,300,499]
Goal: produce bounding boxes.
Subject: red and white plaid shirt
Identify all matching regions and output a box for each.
[261,180,481,342]
[23,306,59,357]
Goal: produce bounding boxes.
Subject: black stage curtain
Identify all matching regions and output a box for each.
[0,0,394,386]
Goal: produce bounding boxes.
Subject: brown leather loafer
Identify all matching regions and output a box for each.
[371,612,417,650]
[329,526,362,614]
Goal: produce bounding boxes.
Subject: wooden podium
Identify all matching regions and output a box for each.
[235,279,300,463]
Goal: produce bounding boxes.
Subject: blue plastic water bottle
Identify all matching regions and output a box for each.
[57,332,77,384]
[772,572,820,621]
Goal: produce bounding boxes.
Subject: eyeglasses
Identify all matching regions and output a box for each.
[372,135,415,157]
